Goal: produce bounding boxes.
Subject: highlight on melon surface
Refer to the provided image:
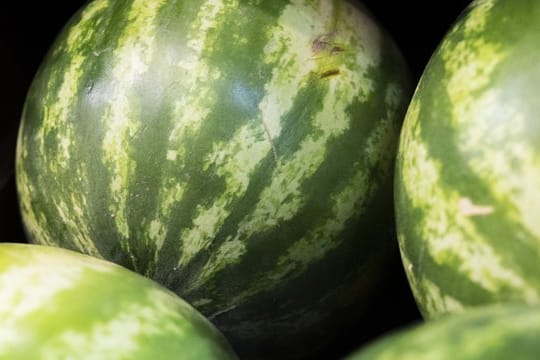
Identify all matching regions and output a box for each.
[16,0,412,357]
[0,243,237,359]
[347,304,540,359]
[395,0,540,318]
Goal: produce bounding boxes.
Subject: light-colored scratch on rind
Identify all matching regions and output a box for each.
[400,113,540,306]
[174,1,341,269]
[187,1,383,290]
[458,198,494,217]
[401,80,540,307]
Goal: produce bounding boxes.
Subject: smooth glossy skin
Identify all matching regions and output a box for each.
[0,243,237,359]
[347,304,540,360]
[396,0,540,318]
[17,1,411,357]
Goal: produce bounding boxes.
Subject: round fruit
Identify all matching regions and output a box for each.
[347,304,540,359]
[16,0,411,356]
[0,243,237,359]
[395,0,540,318]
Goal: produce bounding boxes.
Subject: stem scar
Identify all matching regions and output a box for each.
[319,69,340,79]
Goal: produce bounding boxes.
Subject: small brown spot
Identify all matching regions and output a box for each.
[330,45,345,54]
[319,69,340,79]
[311,31,342,55]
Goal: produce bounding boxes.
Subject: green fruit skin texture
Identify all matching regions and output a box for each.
[396,0,540,318]
[16,0,411,356]
[0,243,237,360]
[347,304,540,360]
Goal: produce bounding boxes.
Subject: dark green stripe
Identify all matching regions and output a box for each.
[152,1,292,281]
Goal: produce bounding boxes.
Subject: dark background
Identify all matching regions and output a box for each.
[0,1,472,358]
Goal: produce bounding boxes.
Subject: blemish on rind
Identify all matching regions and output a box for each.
[319,69,340,79]
[458,198,494,217]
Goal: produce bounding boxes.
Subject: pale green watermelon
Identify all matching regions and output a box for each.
[347,304,540,359]
[0,243,237,359]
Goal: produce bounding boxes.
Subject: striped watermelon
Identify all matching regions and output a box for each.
[395,0,540,318]
[346,304,540,359]
[0,243,237,359]
[16,0,411,356]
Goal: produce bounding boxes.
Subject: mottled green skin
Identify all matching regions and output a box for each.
[347,304,540,359]
[396,0,540,319]
[0,243,237,359]
[16,0,411,357]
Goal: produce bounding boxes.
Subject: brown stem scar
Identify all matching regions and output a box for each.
[319,69,340,79]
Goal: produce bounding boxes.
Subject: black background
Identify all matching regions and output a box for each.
[0,1,472,358]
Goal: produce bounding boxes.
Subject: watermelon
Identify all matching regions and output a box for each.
[16,0,411,356]
[0,243,237,359]
[346,304,540,359]
[395,0,540,319]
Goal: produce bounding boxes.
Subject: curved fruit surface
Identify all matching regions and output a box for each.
[16,0,411,356]
[395,0,540,318]
[347,304,540,359]
[0,243,237,359]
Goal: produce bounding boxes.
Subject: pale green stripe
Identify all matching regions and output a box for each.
[173,1,343,269]
[401,97,539,302]
[178,124,271,267]
[443,31,540,244]
[274,166,371,279]
[438,1,539,299]
[52,171,101,258]
[168,0,227,146]
[101,0,167,245]
[39,0,110,171]
[17,0,109,249]
[233,63,368,244]
[417,276,464,317]
[147,0,229,257]
[258,0,328,141]
[16,157,54,246]
[188,1,382,291]
[41,288,185,360]
[273,112,398,279]
[231,0,380,243]
[0,251,110,322]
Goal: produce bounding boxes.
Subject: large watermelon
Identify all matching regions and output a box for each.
[346,304,540,359]
[0,243,237,359]
[16,0,411,356]
[395,0,540,318]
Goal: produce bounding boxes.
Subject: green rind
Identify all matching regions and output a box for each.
[347,304,540,360]
[0,243,237,360]
[395,0,540,318]
[16,0,411,356]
